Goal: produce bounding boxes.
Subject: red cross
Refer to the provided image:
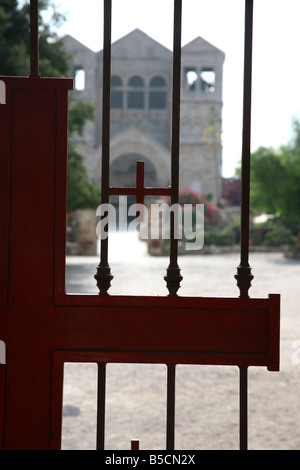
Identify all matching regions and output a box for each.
[109,161,172,220]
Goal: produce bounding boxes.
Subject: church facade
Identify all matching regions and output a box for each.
[63,29,225,199]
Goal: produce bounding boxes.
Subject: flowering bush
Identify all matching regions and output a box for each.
[178,188,221,227]
[222,177,241,206]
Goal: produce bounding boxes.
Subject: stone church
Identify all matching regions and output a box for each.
[63,29,225,199]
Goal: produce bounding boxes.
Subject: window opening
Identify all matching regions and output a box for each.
[74,67,85,91]
[200,68,215,93]
[128,91,144,109]
[128,75,145,109]
[111,75,122,87]
[111,91,123,109]
[111,75,123,109]
[150,76,167,109]
[150,91,166,109]
[129,76,144,87]
[185,68,198,90]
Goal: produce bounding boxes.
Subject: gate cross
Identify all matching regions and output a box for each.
[109,160,172,211]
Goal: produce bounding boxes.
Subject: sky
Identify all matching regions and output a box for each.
[47,0,300,177]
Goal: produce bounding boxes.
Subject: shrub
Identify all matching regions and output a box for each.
[251,219,296,247]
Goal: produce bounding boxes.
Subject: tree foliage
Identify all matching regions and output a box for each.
[67,100,100,212]
[1,0,100,212]
[0,0,70,77]
[249,118,300,233]
[222,177,241,206]
[66,147,100,212]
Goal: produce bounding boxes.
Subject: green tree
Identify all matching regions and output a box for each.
[67,100,100,212]
[0,0,70,77]
[0,0,100,212]
[249,118,300,234]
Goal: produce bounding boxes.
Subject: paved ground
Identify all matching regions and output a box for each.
[62,231,300,450]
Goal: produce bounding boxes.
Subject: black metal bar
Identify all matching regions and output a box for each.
[239,366,248,450]
[236,0,254,451]
[29,0,40,78]
[235,0,254,299]
[96,363,106,450]
[166,364,176,450]
[131,439,139,450]
[94,0,113,294]
[164,0,183,296]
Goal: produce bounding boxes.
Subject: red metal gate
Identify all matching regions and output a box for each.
[0,0,280,450]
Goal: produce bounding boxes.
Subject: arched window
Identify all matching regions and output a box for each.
[150,76,166,87]
[149,76,167,109]
[128,76,144,87]
[128,75,144,109]
[111,75,123,109]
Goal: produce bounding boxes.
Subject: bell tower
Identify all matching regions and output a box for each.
[180,37,225,199]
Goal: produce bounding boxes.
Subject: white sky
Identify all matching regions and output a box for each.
[49,0,300,177]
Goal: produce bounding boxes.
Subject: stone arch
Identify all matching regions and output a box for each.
[109,128,171,188]
[110,153,157,187]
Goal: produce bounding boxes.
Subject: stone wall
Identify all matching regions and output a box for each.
[66,209,98,256]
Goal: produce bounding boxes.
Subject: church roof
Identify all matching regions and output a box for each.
[182,36,225,57]
[108,29,172,61]
[62,30,225,62]
[61,34,96,55]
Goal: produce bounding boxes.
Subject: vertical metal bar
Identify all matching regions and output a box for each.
[131,439,139,450]
[29,0,39,78]
[164,0,183,296]
[239,366,248,450]
[0,361,6,450]
[100,0,112,213]
[94,0,113,294]
[235,0,254,299]
[235,0,255,451]
[166,364,176,450]
[96,363,106,450]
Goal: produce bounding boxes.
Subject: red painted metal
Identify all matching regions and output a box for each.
[0,76,280,449]
[131,440,139,450]
[109,161,172,207]
[0,73,280,449]
[109,161,171,226]
[0,364,5,447]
